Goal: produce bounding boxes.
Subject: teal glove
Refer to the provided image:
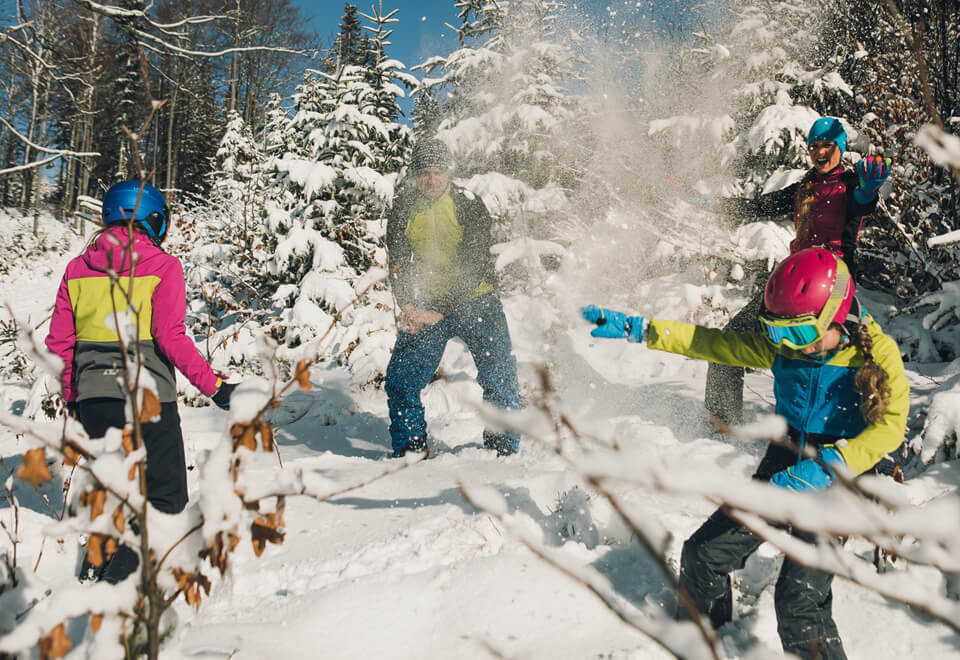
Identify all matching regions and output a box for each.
[580,305,644,342]
[853,155,891,203]
[770,445,845,491]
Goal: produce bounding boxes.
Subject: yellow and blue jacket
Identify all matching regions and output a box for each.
[646,312,909,476]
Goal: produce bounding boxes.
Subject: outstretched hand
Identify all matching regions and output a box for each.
[580,305,644,342]
[855,155,892,201]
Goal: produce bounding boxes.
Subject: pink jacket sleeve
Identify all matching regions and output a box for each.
[45,274,78,401]
[151,257,220,397]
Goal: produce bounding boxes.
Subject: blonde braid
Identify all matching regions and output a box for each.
[854,323,891,425]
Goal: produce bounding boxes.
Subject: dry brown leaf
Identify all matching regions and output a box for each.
[85,535,104,568]
[87,489,106,522]
[200,531,241,576]
[140,389,162,423]
[121,428,135,455]
[295,359,311,392]
[61,440,88,467]
[112,505,125,534]
[171,568,211,610]
[104,536,117,560]
[17,448,52,487]
[230,423,257,451]
[37,622,72,659]
[250,515,285,557]
[89,614,103,633]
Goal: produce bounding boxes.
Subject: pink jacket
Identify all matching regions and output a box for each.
[45,225,219,402]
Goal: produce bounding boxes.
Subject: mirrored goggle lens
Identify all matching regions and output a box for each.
[762,321,821,348]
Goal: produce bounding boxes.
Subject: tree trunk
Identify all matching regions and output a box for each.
[165,87,178,190]
[20,74,39,209]
[61,120,79,217]
[34,78,50,207]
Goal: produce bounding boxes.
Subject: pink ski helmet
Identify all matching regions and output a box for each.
[763,248,855,330]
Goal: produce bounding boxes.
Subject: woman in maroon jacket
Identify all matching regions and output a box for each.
[705,117,892,425]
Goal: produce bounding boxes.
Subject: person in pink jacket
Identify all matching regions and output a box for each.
[45,180,236,582]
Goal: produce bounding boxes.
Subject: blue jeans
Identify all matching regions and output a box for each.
[385,294,522,454]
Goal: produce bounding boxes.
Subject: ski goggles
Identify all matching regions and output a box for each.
[759,255,851,350]
[759,313,823,349]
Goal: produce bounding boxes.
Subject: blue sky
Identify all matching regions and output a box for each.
[291,1,711,120]
[297,1,463,72]
[293,1,465,120]
[296,1,713,74]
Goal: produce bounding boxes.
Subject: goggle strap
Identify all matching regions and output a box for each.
[815,257,849,334]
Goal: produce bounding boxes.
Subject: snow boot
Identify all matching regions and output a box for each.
[392,436,428,458]
[483,431,517,457]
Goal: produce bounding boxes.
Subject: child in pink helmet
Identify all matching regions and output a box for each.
[581,247,909,659]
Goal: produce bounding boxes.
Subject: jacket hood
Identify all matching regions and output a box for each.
[82,225,159,274]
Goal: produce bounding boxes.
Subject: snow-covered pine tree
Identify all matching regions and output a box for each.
[651,0,854,199]
[411,85,442,139]
[252,7,411,385]
[358,3,417,175]
[168,108,274,382]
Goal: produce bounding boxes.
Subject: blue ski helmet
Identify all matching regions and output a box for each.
[807,117,847,155]
[101,181,169,244]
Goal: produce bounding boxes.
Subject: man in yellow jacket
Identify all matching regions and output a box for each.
[385,139,522,458]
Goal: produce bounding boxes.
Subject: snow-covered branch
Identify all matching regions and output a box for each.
[0,117,100,160]
[132,27,309,60]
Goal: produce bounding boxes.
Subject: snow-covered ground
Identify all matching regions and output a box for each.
[2,209,960,659]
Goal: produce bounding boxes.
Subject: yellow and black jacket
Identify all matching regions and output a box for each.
[386,182,496,316]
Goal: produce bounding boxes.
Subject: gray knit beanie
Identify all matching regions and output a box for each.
[409,138,452,172]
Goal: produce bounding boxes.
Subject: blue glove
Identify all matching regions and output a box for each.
[580,305,644,342]
[770,445,845,491]
[700,195,716,212]
[853,156,891,203]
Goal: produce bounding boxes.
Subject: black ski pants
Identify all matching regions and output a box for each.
[679,508,846,660]
[77,397,188,584]
[77,397,188,514]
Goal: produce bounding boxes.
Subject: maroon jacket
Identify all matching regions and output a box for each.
[718,166,877,278]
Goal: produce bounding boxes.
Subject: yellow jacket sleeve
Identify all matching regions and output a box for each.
[646,319,777,369]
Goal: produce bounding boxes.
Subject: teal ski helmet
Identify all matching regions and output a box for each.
[101,181,169,245]
[807,117,847,155]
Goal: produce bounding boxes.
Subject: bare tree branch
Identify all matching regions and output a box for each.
[0,116,99,159]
